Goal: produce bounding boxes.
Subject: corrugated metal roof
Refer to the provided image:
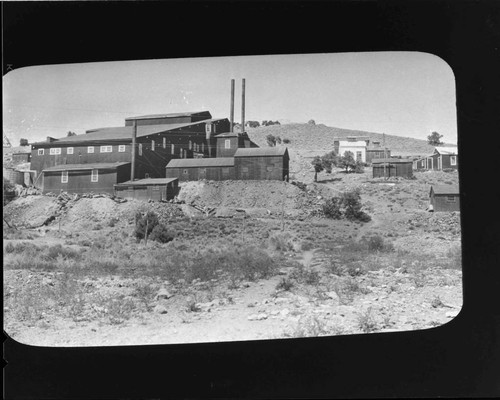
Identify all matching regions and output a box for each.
[32,119,227,145]
[434,147,458,155]
[166,158,235,168]
[116,177,178,186]
[430,185,460,195]
[372,158,412,164]
[125,111,211,120]
[43,162,130,172]
[234,147,288,157]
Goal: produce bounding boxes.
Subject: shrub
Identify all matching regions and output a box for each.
[353,160,365,173]
[283,138,291,144]
[365,235,394,253]
[323,197,342,219]
[269,232,294,252]
[276,277,294,291]
[135,211,159,240]
[149,224,175,244]
[341,190,371,222]
[357,307,378,333]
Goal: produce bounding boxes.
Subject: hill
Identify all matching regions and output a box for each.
[245,123,451,157]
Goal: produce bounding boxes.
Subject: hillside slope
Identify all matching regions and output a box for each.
[246,123,452,157]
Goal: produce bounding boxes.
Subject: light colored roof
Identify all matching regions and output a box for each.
[43,162,130,172]
[372,158,412,164]
[430,185,460,195]
[125,111,211,120]
[116,178,178,186]
[234,147,288,157]
[166,158,235,168]
[32,119,226,145]
[434,146,458,155]
[215,132,239,138]
[338,140,367,147]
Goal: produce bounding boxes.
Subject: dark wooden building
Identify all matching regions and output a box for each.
[11,152,31,164]
[30,112,230,190]
[372,158,413,178]
[114,178,178,201]
[413,147,458,171]
[429,185,460,212]
[215,132,257,158]
[366,141,391,164]
[41,162,131,194]
[165,158,236,181]
[234,147,289,181]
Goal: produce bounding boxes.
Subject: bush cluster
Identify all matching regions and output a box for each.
[322,189,371,222]
[135,211,175,243]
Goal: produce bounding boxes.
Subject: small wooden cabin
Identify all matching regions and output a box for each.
[372,158,413,178]
[234,147,289,181]
[165,158,235,181]
[114,178,178,201]
[429,185,460,212]
[41,162,131,194]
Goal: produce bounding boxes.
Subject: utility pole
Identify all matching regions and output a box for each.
[230,79,235,133]
[131,120,137,181]
[383,133,387,179]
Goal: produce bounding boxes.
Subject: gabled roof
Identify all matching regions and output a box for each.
[215,132,239,138]
[166,158,235,168]
[338,140,367,147]
[430,185,460,195]
[43,162,130,172]
[234,147,288,157]
[434,147,458,155]
[125,111,211,121]
[115,177,178,186]
[32,119,226,145]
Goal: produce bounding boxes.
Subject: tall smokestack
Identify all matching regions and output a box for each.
[241,78,245,134]
[131,120,137,181]
[230,79,235,133]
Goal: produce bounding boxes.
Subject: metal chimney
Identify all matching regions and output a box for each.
[230,79,235,133]
[241,78,245,134]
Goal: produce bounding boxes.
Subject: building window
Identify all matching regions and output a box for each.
[61,171,68,183]
[91,169,98,182]
[118,145,126,152]
[100,145,112,153]
[189,140,192,150]
[446,196,456,203]
[225,139,231,149]
[152,186,160,191]
[356,151,362,161]
[205,123,212,134]
[450,156,457,166]
[151,140,155,151]
[242,167,249,173]
[171,144,175,155]
[88,146,94,153]
[138,143,143,156]
[38,149,44,156]
[67,147,74,155]
[50,148,62,155]
[183,169,188,175]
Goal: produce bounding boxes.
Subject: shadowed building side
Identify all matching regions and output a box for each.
[429,185,460,212]
[114,178,179,201]
[372,158,413,178]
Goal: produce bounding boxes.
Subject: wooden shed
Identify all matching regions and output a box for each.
[372,158,413,178]
[234,147,289,181]
[114,178,178,201]
[429,185,460,212]
[41,162,131,194]
[165,158,235,181]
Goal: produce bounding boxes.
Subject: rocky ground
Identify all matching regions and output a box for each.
[3,166,462,347]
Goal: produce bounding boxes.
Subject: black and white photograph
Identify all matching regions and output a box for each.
[3,52,462,347]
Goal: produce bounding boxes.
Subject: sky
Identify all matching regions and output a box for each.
[3,52,457,146]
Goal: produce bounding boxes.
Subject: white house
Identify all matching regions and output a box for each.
[337,139,368,163]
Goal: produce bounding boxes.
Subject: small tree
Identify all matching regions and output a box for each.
[135,211,159,243]
[427,131,443,146]
[308,119,316,125]
[246,121,260,128]
[321,151,338,173]
[266,134,277,147]
[338,151,356,173]
[353,160,365,173]
[341,190,371,222]
[19,138,29,146]
[67,131,77,137]
[311,156,324,182]
[276,136,282,145]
